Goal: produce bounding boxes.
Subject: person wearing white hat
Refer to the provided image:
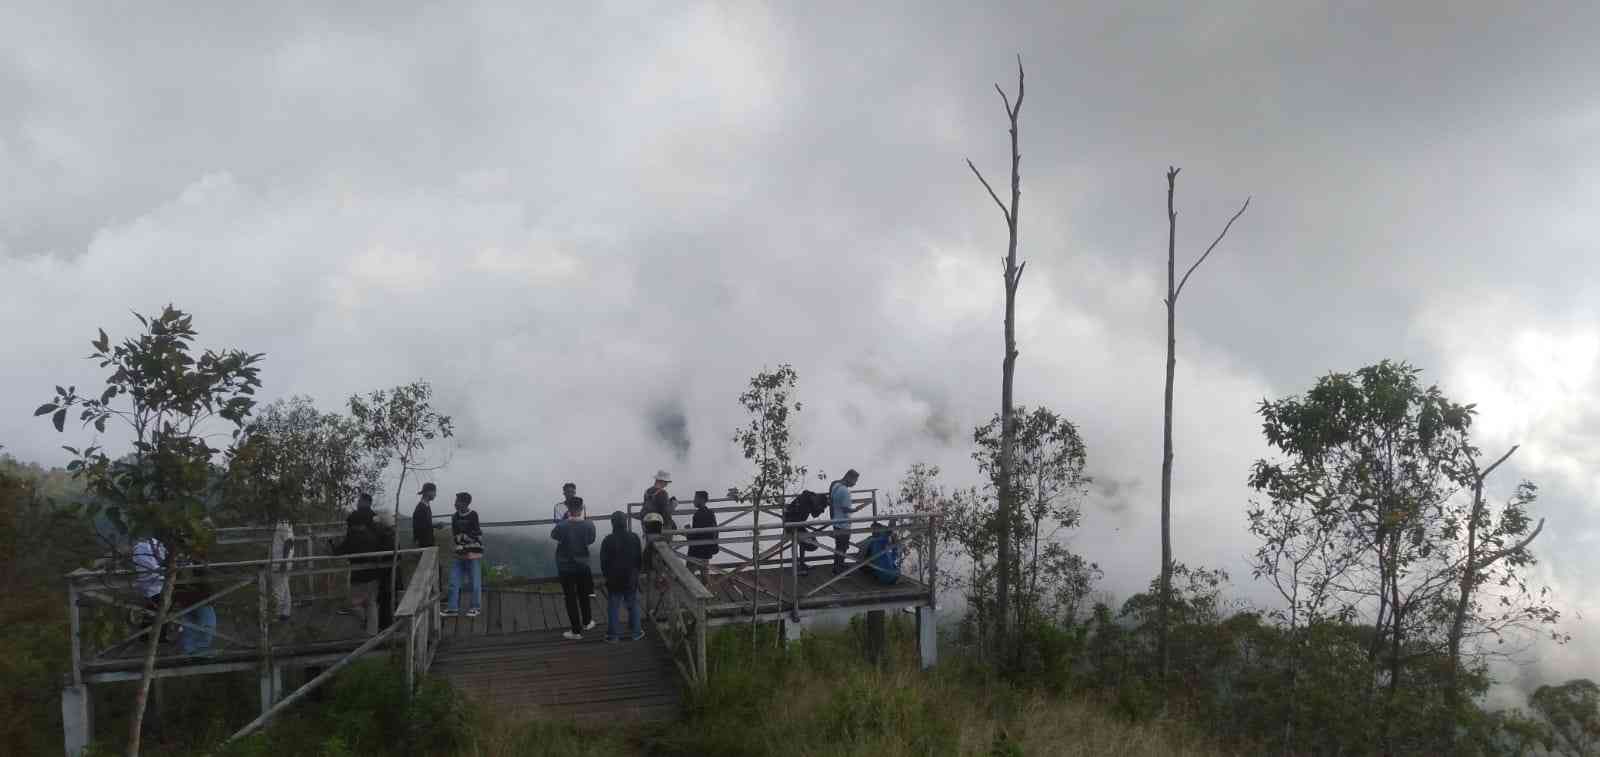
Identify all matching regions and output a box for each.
[640,470,676,575]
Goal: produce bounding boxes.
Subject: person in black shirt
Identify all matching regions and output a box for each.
[552,497,597,639]
[688,490,719,581]
[412,483,437,548]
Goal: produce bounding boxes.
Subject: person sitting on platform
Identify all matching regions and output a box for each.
[858,522,902,585]
[600,510,644,642]
[552,497,597,640]
[175,545,217,656]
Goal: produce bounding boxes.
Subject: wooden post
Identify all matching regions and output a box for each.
[917,605,938,670]
[695,601,708,684]
[257,568,273,715]
[61,682,93,757]
[866,609,886,667]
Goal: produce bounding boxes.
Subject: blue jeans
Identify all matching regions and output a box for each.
[179,605,216,655]
[448,558,482,611]
[606,588,641,640]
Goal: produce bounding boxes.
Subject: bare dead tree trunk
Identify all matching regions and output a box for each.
[127,560,178,757]
[968,55,1025,663]
[1159,168,1249,685]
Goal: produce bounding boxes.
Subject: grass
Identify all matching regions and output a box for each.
[459,619,1242,757]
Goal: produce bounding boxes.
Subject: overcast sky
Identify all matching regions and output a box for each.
[3,1,1597,702]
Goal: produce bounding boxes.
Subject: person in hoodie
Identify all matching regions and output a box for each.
[687,490,719,581]
[551,496,597,639]
[444,492,484,618]
[599,510,644,642]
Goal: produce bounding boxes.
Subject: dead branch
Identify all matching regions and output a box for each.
[968,159,1011,222]
[1175,195,1251,300]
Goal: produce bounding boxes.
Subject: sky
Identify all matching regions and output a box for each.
[3,1,1597,704]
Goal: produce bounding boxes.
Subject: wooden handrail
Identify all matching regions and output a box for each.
[394,548,438,618]
[653,541,713,601]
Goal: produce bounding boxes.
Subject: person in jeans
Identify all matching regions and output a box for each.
[175,546,217,656]
[443,492,484,618]
[551,497,597,639]
[599,510,643,642]
[829,469,861,574]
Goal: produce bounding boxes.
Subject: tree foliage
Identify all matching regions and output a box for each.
[221,396,382,525]
[732,364,806,508]
[36,305,263,756]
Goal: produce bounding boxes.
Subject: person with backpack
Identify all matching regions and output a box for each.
[782,490,829,576]
[640,470,675,573]
[552,497,597,639]
[337,506,394,632]
[444,491,484,618]
[599,510,644,642]
[687,490,719,580]
[829,469,861,574]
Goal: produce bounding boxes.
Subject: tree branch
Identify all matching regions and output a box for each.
[1480,444,1520,480]
[968,159,1011,223]
[1174,195,1251,300]
[1472,517,1544,571]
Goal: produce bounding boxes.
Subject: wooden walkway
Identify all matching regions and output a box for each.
[431,587,682,722]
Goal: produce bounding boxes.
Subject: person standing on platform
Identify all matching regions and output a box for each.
[412,483,438,549]
[687,490,719,581]
[600,510,644,642]
[270,520,295,622]
[829,469,861,574]
[552,497,597,639]
[443,492,484,618]
[554,482,578,522]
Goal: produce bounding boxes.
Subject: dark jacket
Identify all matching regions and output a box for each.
[688,505,719,560]
[451,509,483,557]
[599,512,642,592]
[412,501,435,548]
[642,487,677,529]
[338,522,394,583]
[347,506,376,530]
[551,517,596,574]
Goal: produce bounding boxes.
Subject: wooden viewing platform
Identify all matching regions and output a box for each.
[59,489,939,756]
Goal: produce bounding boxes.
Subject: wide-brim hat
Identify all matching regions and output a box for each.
[654,469,672,482]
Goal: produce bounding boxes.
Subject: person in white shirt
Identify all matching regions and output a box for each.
[270,520,295,621]
[553,482,578,522]
[131,537,170,643]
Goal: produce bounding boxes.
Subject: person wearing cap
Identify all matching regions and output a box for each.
[829,469,861,574]
[640,470,674,574]
[443,492,484,618]
[413,482,438,548]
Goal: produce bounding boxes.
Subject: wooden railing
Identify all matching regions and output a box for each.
[647,540,711,685]
[62,542,442,755]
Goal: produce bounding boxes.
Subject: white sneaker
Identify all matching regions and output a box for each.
[466,608,480,618]
[584,620,596,631]
[563,631,583,640]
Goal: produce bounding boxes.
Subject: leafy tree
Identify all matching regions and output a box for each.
[1249,360,1561,754]
[966,55,1026,653]
[36,305,263,756]
[974,406,1092,645]
[1158,167,1249,684]
[732,364,807,638]
[1530,679,1600,757]
[221,396,382,525]
[348,381,454,608]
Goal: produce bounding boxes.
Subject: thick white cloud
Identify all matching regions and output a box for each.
[3,0,1599,702]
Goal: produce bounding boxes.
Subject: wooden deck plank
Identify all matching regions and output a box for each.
[432,628,681,724]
